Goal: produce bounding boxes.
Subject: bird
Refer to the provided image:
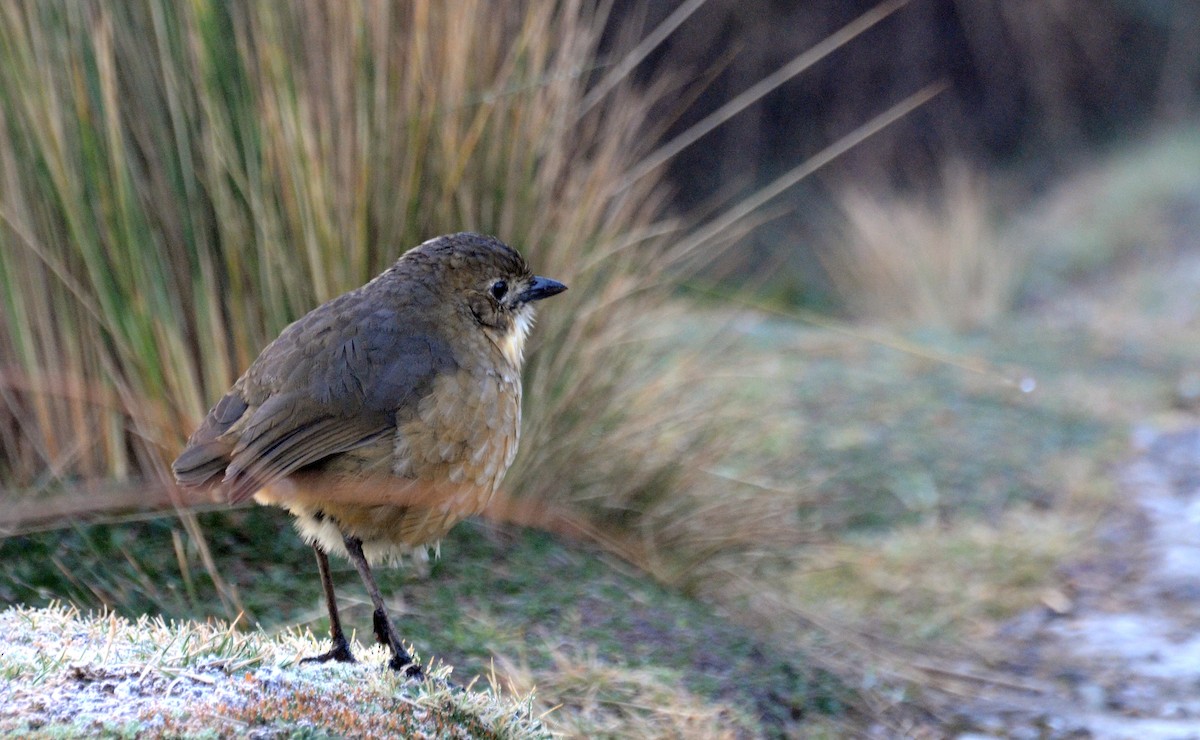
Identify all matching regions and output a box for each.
[171,232,566,675]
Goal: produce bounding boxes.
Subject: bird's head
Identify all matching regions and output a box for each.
[402,233,566,368]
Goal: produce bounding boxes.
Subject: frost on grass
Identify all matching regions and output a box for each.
[0,604,546,738]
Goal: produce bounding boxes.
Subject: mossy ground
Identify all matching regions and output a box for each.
[0,519,849,736]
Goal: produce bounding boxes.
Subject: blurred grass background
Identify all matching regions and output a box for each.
[2,0,1199,735]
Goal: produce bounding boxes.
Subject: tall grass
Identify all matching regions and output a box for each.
[0,0,802,591]
[0,1,660,491]
[0,0,923,591]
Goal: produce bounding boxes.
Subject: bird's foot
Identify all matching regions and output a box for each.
[301,634,356,665]
[370,606,423,678]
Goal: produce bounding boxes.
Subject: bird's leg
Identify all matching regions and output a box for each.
[300,544,356,664]
[342,535,422,677]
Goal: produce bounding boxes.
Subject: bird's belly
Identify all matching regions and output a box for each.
[256,462,499,563]
[254,370,521,564]
[289,497,488,563]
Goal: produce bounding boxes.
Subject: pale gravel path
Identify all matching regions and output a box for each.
[954,425,1200,739]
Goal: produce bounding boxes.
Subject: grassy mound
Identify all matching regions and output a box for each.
[0,604,544,738]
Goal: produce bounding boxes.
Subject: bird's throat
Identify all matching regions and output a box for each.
[498,307,534,368]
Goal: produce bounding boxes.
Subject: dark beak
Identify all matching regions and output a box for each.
[520,276,567,303]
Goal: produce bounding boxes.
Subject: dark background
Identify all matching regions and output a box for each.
[608,0,1199,300]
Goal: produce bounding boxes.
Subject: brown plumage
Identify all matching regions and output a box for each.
[172,233,565,674]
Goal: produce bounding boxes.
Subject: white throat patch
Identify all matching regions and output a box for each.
[500,306,535,368]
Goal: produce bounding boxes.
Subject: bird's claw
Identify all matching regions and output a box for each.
[301,635,356,665]
[388,653,424,679]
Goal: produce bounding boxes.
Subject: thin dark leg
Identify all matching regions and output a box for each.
[342,535,422,677]
[300,544,356,665]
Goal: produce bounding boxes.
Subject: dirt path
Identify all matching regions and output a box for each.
[955,425,1200,739]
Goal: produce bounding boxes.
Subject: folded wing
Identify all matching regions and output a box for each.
[172,298,455,504]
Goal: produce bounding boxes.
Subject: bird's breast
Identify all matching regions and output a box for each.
[396,362,521,492]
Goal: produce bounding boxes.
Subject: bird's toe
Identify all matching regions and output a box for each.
[301,635,356,665]
[387,653,424,678]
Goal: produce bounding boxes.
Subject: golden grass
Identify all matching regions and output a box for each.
[822,162,1026,329]
[493,647,758,739]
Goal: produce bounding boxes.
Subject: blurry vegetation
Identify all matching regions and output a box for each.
[3,0,1200,735]
[821,163,1024,328]
[1016,128,1200,302]
[623,0,1200,298]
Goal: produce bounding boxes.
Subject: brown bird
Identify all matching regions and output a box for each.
[171,233,566,675]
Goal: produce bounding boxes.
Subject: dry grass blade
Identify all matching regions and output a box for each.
[672,80,948,267]
[578,0,710,115]
[619,0,913,191]
[492,646,756,738]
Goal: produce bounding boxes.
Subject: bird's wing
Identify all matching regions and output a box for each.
[172,298,456,504]
[170,390,249,487]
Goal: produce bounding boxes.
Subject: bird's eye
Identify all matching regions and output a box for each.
[490,280,508,300]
